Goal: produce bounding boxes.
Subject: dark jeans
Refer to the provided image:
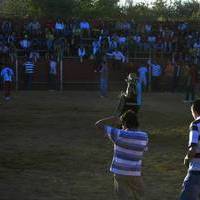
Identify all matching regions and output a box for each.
[25,73,33,90]
[179,171,200,200]
[48,74,57,90]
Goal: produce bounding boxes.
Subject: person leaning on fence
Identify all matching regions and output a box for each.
[179,99,200,200]
[0,65,14,100]
[95,110,148,200]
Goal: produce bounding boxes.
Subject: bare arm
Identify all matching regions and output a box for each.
[95,116,121,132]
[184,144,198,167]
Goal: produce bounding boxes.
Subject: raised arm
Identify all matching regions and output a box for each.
[95,116,121,132]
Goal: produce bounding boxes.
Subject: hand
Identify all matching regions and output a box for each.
[184,155,189,167]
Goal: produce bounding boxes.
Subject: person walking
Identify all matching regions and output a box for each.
[95,110,148,200]
[179,99,200,200]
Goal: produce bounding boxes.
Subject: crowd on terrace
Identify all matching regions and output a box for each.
[0,18,200,66]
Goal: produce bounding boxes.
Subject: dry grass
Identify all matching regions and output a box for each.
[0,91,192,200]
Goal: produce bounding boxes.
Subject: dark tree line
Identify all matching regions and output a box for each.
[0,0,200,21]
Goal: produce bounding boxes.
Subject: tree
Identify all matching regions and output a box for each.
[0,0,41,17]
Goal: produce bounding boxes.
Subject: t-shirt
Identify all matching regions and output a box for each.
[104,126,148,176]
[188,116,200,171]
[1,67,14,81]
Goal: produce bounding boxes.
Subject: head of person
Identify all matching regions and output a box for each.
[191,99,200,119]
[120,110,139,130]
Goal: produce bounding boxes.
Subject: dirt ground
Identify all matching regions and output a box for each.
[0,91,192,200]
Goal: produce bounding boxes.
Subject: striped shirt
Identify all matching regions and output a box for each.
[104,126,148,176]
[24,61,35,74]
[188,116,200,171]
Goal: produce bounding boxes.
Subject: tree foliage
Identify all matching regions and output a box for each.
[0,0,200,21]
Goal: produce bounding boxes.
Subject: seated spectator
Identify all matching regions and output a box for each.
[19,35,31,54]
[145,23,152,33]
[193,40,200,49]
[148,34,156,49]
[29,49,40,64]
[1,20,12,34]
[45,29,54,52]
[108,36,118,51]
[92,39,101,57]
[55,19,65,35]
[133,34,142,49]
[80,19,90,37]
[78,45,86,63]
[118,35,127,46]
[27,19,41,35]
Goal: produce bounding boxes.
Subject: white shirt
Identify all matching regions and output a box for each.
[20,39,31,49]
[80,21,90,30]
[112,51,125,62]
[1,67,14,81]
[49,60,57,75]
[78,48,86,57]
[55,22,65,30]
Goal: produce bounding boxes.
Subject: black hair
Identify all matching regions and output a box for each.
[120,110,139,129]
[192,99,200,115]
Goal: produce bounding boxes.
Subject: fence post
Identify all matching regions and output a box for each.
[60,59,63,91]
[148,55,152,92]
[15,57,19,91]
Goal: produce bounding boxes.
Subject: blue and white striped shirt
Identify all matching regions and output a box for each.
[104,126,148,176]
[188,116,200,171]
[24,61,35,74]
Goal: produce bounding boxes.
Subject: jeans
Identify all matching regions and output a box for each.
[114,174,144,200]
[179,171,200,200]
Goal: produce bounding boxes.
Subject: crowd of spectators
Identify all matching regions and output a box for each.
[0,17,200,95]
[0,18,200,66]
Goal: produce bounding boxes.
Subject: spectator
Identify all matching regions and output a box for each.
[138,64,148,90]
[151,61,162,91]
[55,18,65,35]
[48,56,57,90]
[23,58,35,90]
[99,60,108,98]
[19,35,31,55]
[0,65,14,100]
[184,64,198,103]
[29,49,40,64]
[78,45,86,63]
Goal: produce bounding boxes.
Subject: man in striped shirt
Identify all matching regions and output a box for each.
[179,99,200,200]
[95,110,148,200]
[23,59,35,90]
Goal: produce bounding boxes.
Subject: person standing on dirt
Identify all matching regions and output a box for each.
[179,99,200,199]
[184,64,198,103]
[95,110,148,200]
[99,60,108,98]
[0,65,14,100]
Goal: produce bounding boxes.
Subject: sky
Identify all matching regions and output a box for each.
[119,0,154,6]
[119,0,195,6]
